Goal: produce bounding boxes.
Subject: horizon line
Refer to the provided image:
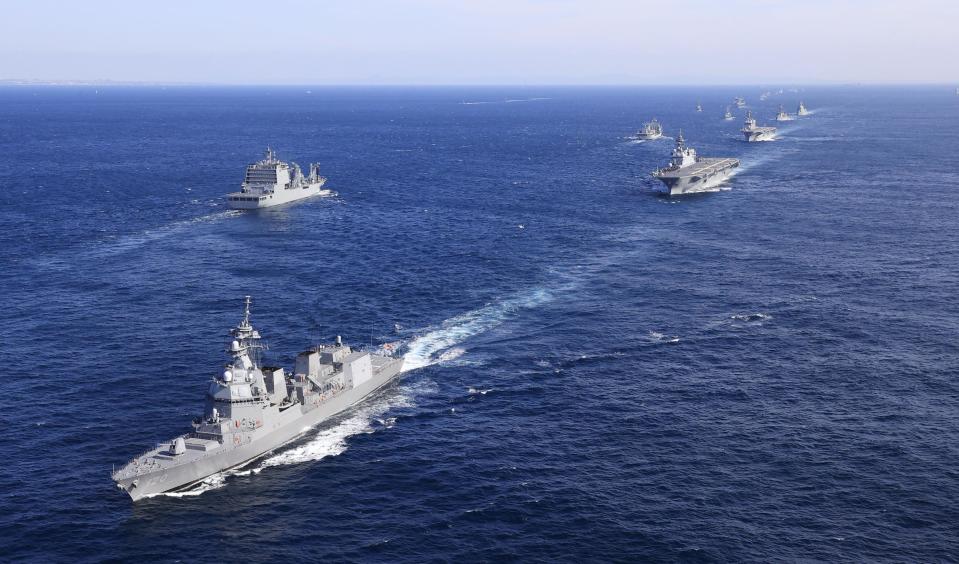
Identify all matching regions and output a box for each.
[1,79,958,88]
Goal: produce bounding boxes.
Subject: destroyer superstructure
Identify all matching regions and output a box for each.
[112,297,404,501]
[634,118,663,140]
[227,148,332,209]
[742,111,777,142]
[651,131,739,197]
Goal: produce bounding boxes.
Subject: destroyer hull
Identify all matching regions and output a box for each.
[653,158,740,197]
[115,358,403,501]
[227,180,332,209]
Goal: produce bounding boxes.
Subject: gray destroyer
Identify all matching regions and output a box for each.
[652,131,740,196]
[112,297,404,501]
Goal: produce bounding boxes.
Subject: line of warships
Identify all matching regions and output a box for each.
[640,98,810,197]
[113,96,813,500]
[112,297,404,500]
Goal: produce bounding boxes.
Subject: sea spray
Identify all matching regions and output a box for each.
[402,287,554,371]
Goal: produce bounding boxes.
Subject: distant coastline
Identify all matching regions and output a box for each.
[0,78,201,86]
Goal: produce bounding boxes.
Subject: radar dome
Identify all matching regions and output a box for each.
[223,370,233,382]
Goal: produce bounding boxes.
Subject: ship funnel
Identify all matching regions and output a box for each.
[336,335,342,346]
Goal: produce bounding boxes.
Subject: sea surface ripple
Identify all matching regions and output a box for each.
[1,86,958,562]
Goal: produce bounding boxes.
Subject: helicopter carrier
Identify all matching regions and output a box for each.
[112,297,404,501]
[742,111,777,142]
[652,131,739,197]
[227,148,332,209]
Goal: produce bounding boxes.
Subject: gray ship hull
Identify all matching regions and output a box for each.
[227,181,332,210]
[653,158,740,197]
[115,357,403,500]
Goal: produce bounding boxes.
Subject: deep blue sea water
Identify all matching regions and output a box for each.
[1,85,958,562]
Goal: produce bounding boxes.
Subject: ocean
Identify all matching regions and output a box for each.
[1,85,957,562]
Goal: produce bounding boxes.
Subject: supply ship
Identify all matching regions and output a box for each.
[635,118,664,140]
[227,148,332,209]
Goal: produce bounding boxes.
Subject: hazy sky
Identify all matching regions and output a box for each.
[1,0,956,84]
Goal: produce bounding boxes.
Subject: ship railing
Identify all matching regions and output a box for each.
[113,432,236,478]
[112,435,188,476]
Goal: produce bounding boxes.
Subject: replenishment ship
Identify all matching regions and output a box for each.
[742,111,777,142]
[635,118,664,140]
[112,297,404,501]
[227,148,331,209]
[652,131,740,197]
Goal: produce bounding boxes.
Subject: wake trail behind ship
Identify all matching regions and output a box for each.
[155,286,557,498]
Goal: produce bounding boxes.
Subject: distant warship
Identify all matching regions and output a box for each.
[797,101,810,116]
[227,148,332,209]
[775,104,792,121]
[742,111,777,142]
[695,102,703,112]
[635,118,664,140]
[724,106,734,120]
[652,131,739,197]
[112,297,404,501]
[734,96,747,108]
